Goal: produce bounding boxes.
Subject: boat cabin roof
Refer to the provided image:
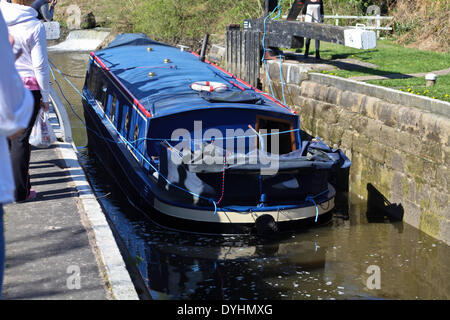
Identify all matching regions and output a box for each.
[92,34,296,119]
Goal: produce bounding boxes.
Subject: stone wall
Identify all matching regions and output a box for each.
[262,60,450,245]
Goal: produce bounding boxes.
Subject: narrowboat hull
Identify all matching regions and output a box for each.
[83,100,335,235]
[81,34,350,235]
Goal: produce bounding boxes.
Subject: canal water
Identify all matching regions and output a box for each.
[48,51,450,300]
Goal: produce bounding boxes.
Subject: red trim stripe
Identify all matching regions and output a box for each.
[229,80,246,91]
[90,51,109,71]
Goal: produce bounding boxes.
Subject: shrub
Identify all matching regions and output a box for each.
[392,0,449,52]
[131,0,263,49]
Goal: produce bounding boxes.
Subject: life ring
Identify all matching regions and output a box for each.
[190,81,228,92]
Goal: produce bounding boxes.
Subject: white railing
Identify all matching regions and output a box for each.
[324,14,393,37]
[281,5,393,38]
[282,14,393,38]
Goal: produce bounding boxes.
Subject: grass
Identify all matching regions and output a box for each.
[306,39,450,102]
[367,74,450,102]
[317,40,450,77]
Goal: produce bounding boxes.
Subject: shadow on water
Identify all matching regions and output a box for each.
[51,51,450,300]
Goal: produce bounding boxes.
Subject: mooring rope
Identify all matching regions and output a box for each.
[261,0,288,106]
[305,189,330,222]
[215,153,227,206]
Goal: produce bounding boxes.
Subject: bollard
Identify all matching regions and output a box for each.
[425,73,437,87]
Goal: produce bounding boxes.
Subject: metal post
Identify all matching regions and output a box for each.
[376,14,381,38]
[199,34,209,62]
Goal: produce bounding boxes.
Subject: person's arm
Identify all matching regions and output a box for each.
[40,3,54,22]
[0,14,33,138]
[30,23,50,105]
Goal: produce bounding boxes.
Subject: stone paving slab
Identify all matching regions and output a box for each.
[2,145,110,300]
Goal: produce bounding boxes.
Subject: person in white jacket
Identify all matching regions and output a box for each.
[1,0,49,201]
[0,10,34,299]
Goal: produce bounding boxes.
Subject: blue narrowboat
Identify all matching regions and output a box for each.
[82,34,350,235]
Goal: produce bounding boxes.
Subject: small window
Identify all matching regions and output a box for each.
[110,95,117,123]
[96,85,107,110]
[133,124,139,142]
[88,65,101,97]
[125,109,131,137]
[255,116,296,155]
[101,86,108,110]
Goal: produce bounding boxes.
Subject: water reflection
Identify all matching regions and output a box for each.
[53,51,450,300]
[78,147,450,300]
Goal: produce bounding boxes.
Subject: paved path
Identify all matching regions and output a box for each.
[1,102,138,300]
[2,144,110,300]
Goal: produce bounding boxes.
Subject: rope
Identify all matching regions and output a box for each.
[261,0,288,106]
[215,153,227,206]
[305,189,329,222]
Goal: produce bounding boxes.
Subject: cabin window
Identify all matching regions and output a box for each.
[133,124,139,143]
[101,86,108,110]
[110,95,117,123]
[89,65,107,109]
[95,84,107,111]
[88,68,96,96]
[88,65,101,97]
[125,109,132,139]
[255,115,296,154]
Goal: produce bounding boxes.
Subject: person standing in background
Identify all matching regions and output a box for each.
[1,0,50,202]
[302,0,324,59]
[31,0,57,22]
[0,10,34,299]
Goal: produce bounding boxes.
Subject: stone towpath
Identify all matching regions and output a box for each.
[2,105,139,300]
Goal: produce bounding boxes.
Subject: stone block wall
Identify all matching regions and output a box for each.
[262,61,450,245]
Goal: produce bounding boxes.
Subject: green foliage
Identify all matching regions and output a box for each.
[132,0,263,47]
[391,0,449,51]
[318,40,450,77]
